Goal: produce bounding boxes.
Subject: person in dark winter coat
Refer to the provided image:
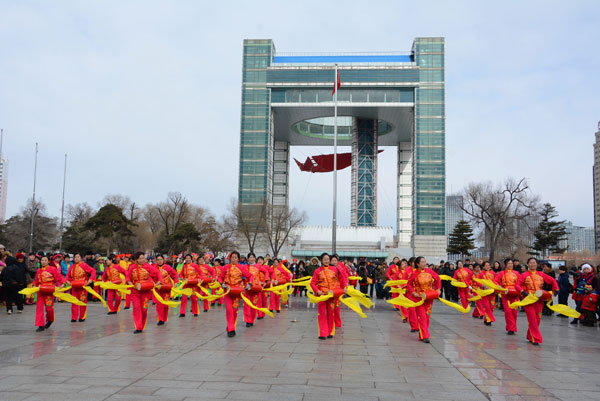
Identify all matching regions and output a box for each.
[2,256,27,314]
[556,265,571,318]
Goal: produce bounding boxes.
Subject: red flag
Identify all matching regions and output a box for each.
[332,69,341,95]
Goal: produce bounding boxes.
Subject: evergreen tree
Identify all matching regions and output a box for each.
[447,220,475,258]
[84,204,136,253]
[530,203,567,256]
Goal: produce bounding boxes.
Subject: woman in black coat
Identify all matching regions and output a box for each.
[1,256,27,314]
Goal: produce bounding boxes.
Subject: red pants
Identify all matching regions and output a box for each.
[106,289,121,313]
[407,295,419,331]
[501,294,519,332]
[125,292,131,308]
[472,299,483,317]
[317,299,336,337]
[156,290,171,322]
[257,292,268,318]
[415,300,434,340]
[334,302,342,328]
[201,286,211,311]
[524,300,544,343]
[35,294,55,327]
[243,290,259,324]
[131,289,152,331]
[269,292,281,311]
[392,291,400,309]
[400,306,408,320]
[180,285,199,315]
[481,295,496,323]
[224,293,241,332]
[458,288,470,309]
[71,287,88,320]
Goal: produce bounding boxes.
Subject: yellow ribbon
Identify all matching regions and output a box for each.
[292,276,311,282]
[546,300,581,318]
[346,287,374,308]
[83,285,107,308]
[438,297,470,313]
[440,274,467,288]
[347,275,362,280]
[264,283,291,295]
[54,291,87,306]
[383,279,407,288]
[340,296,367,318]
[152,288,180,308]
[209,281,221,289]
[19,287,40,296]
[509,293,539,308]
[386,293,424,308]
[390,287,406,294]
[240,292,274,318]
[472,278,506,292]
[306,288,333,303]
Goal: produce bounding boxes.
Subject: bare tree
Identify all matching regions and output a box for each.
[223,199,267,254]
[100,194,141,221]
[0,198,58,252]
[264,204,306,258]
[150,192,189,236]
[461,177,539,263]
[65,203,94,225]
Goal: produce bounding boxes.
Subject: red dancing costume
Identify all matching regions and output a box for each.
[155,263,178,324]
[33,265,64,329]
[179,262,205,316]
[219,263,253,336]
[127,263,159,332]
[243,263,269,325]
[101,262,127,313]
[66,262,97,321]
[495,268,521,334]
[476,269,497,324]
[392,267,408,321]
[453,267,473,310]
[407,267,441,342]
[212,263,225,306]
[402,266,419,331]
[268,263,291,312]
[334,261,349,328]
[310,264,348,339]
[256,264,270,319]
[198,263,215,312]
[387,263,401,310]
[516,270,558,344]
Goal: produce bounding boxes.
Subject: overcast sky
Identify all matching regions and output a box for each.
[1,1,599,229]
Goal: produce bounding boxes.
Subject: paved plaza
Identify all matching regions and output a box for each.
[0,298,599,401]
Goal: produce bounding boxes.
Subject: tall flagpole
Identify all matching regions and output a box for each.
[59,154,67,251]
[29,142,38,253]
[332,64,338,254]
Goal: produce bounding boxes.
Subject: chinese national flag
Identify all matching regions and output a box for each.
[332,69,341,95]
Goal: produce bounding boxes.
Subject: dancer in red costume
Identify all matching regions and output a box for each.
[119,254,132,309]
[198,254,215,312]
[268,258,291,313]
[515,257,558,345]
[66,253,97,322]
[387,257,401,310]
[471,264,484,319]
[453,260,473,309]
[330,255,348,329]
[219,251,253,337]
[477,261,497,326]
[495,258,521,335]
[126,252,159,334]
[255,256,270,319]
[392,259,409,322]
[33,255,65,332]
[154,255,178,325]
[407,256,441,343]
[403,257,419,332]
[178,254,205,317]
[101,255,127,314]
[310,253,348,340]
[243,252,269,327]
[211,259,225,306]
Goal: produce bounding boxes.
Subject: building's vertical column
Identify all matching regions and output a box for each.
[594,128,600,253]
[397,142,412,246]
[351,118,378,227]
[272,141,289,209]
[411,37,446,259]
[239,40,274,216]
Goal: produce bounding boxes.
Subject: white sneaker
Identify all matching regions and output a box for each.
[17,310,23,313]
[7,310,12,315]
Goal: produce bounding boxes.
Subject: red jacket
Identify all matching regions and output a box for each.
[516,271,558,294]
[407,268,441,296]
[219,264,253,287]
[310,264,348,294]
[33,265,64,287]
[126,263,160,285]
[66,262,97,282]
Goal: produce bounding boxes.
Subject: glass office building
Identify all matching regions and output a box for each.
[238,38,446,258]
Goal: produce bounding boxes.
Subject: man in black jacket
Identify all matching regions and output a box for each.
[2,256,27,314]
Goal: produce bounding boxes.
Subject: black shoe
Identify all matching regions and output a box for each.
[570,319,579,325]
[410,329,418,333]
[276,310,280,313]
[124,307,130,309]
[246,322,251,327]
[422,338,430,343]
[36,326,45,332]
[157,321,165,326]
[327,335,333,338]
[133,329,143,334]
[257,317,264,320]
[78,319,85,322]
[227,331,236,337]
[479,316,484,319]
[204,309,208,312]
[507,331,515,335]
[193,314,198,317]
[318,336,327,340]
[107,311,116,315]
[484,321,492,326]
[44,321,52,329]
[531,342,540,346]
[179,314,185,318]
[71,319,77,323]
[472,316,479,319]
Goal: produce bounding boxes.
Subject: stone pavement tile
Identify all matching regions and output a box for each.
[476,385,554,397]
[304,393,379,401]
[342,388,414,400]
[240,376,307,385]
[215,367,280,377]
[225,390,303,401]
[105,395,183,401]
[279,371,341,381]
[200,382,269,391]
[23,394,107,401]
[184,375,243,383]
[268,384,341,395]
[135,378,204,388]
[10,383,89,393]
[78,385,124,395]
[308,378,375,389]
[154,387,212,399]
[118,385,160,395]
[0,392,33,401]
[412,389,489,401]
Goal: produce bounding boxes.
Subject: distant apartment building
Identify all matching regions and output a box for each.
[560,221,595,254]
[593,122,600,251]
[446,195,463,244]
[0,158,7,223]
